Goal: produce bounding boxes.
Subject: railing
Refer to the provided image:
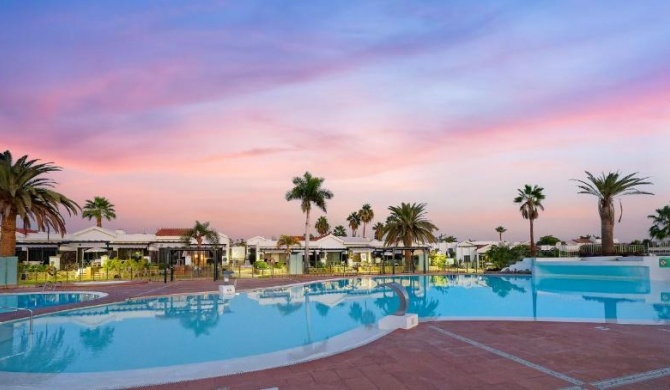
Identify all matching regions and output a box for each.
[577,244,647,257]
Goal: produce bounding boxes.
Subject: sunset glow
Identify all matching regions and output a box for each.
[2,1,669,242]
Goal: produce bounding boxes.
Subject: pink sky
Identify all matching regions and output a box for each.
[2,1,669,242]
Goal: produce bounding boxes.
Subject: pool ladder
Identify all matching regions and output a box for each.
[0,306,33,335]
[42,280,59,291]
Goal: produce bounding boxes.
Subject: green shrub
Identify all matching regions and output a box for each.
[254,261,269,270]
[487,245,528,270]
[429,252,447,268]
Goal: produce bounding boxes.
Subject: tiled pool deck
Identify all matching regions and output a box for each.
[3,277,670,389]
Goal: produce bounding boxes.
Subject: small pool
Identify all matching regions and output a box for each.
[0,292,106,313]
[1,274,668,389]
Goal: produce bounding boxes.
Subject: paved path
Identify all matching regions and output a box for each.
[3,278,670,389]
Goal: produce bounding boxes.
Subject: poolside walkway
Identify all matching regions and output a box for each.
[3,278,670,389]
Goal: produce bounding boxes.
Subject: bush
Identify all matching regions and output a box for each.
[253,261,269,270]
[487,245,527,270]
[429,252,447,269]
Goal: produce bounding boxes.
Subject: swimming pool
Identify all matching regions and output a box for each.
[0,292,106,313]
[1,274,668,389]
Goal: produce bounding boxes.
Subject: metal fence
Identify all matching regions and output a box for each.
[17,260,485,285]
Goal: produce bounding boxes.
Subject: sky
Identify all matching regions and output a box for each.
[1,1,669,243]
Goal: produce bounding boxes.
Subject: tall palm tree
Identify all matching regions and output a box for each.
[82,196,116,227]
[0,151,80,257]
[648,204,670,242]
[347,212,361,237]
[333,225,346,237]
[372,222,385,241]
[358,203,374,238]
[383,202,438,271]
[181,221,219,268]
[495,226,507,242]
[276,234,301,262]
[574,171,653,256]
[513,185,545,257]
[285,172,333,272]
[314,216,330,236]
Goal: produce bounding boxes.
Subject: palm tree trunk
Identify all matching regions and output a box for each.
[529,218,536,257]
[362,223,366,238]
[0,210,18,257]
[96,217,102,228]
[600,201,615,256]
[304,209,310,273]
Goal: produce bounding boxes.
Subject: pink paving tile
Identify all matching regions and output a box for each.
[342,376,378,390]
[334,367,365,379]
[311,369,342,383]
[363,370,410,389]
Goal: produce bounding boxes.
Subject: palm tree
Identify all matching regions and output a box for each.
[495,226,507,242]
[181,221,219,268]
[82,196,116,227]
[439,235,458,243]
[314,216,330,236]
[649,204,670,242]
[513,185,545,257]
[347,212,361,237]
[383,202,438,271]
[0,151,80,257]
[333,225,346,237]
[285,172,333,272]
[372,222,385,241]
[276,234,301,263]
[358,203,374,238]
[574,171,653,256]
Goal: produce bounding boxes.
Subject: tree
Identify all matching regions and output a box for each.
[181,221,219,268]
[513,184,545,257]
[314,216,330,236]
[495,226,507,242]
[439,235,458,243]
[486,245,525,270]
[649,204,670,242]
[372,222,385,241]
[537,235,561,246]
[276,234,300,262]
[574,171,653,256]
[358,203,374,238]
[0,151,80,257]
[285,172,333,272]
[383,202,438,271]
[333,225,346,237]
[82,196,116,227]
[347,212,361,237]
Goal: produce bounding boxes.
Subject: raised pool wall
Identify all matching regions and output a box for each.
[508,256,670,281]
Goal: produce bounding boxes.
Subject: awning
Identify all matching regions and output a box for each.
[85,247,108,253]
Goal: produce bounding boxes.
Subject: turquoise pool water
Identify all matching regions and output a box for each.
[0,274,668,384]
[0,292,105,313]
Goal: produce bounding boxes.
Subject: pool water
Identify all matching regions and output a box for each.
[0,292,105,313]
[0,274,668,384]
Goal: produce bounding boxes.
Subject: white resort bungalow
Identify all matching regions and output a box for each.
[247,234,432,271]
[13,226,231,270]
